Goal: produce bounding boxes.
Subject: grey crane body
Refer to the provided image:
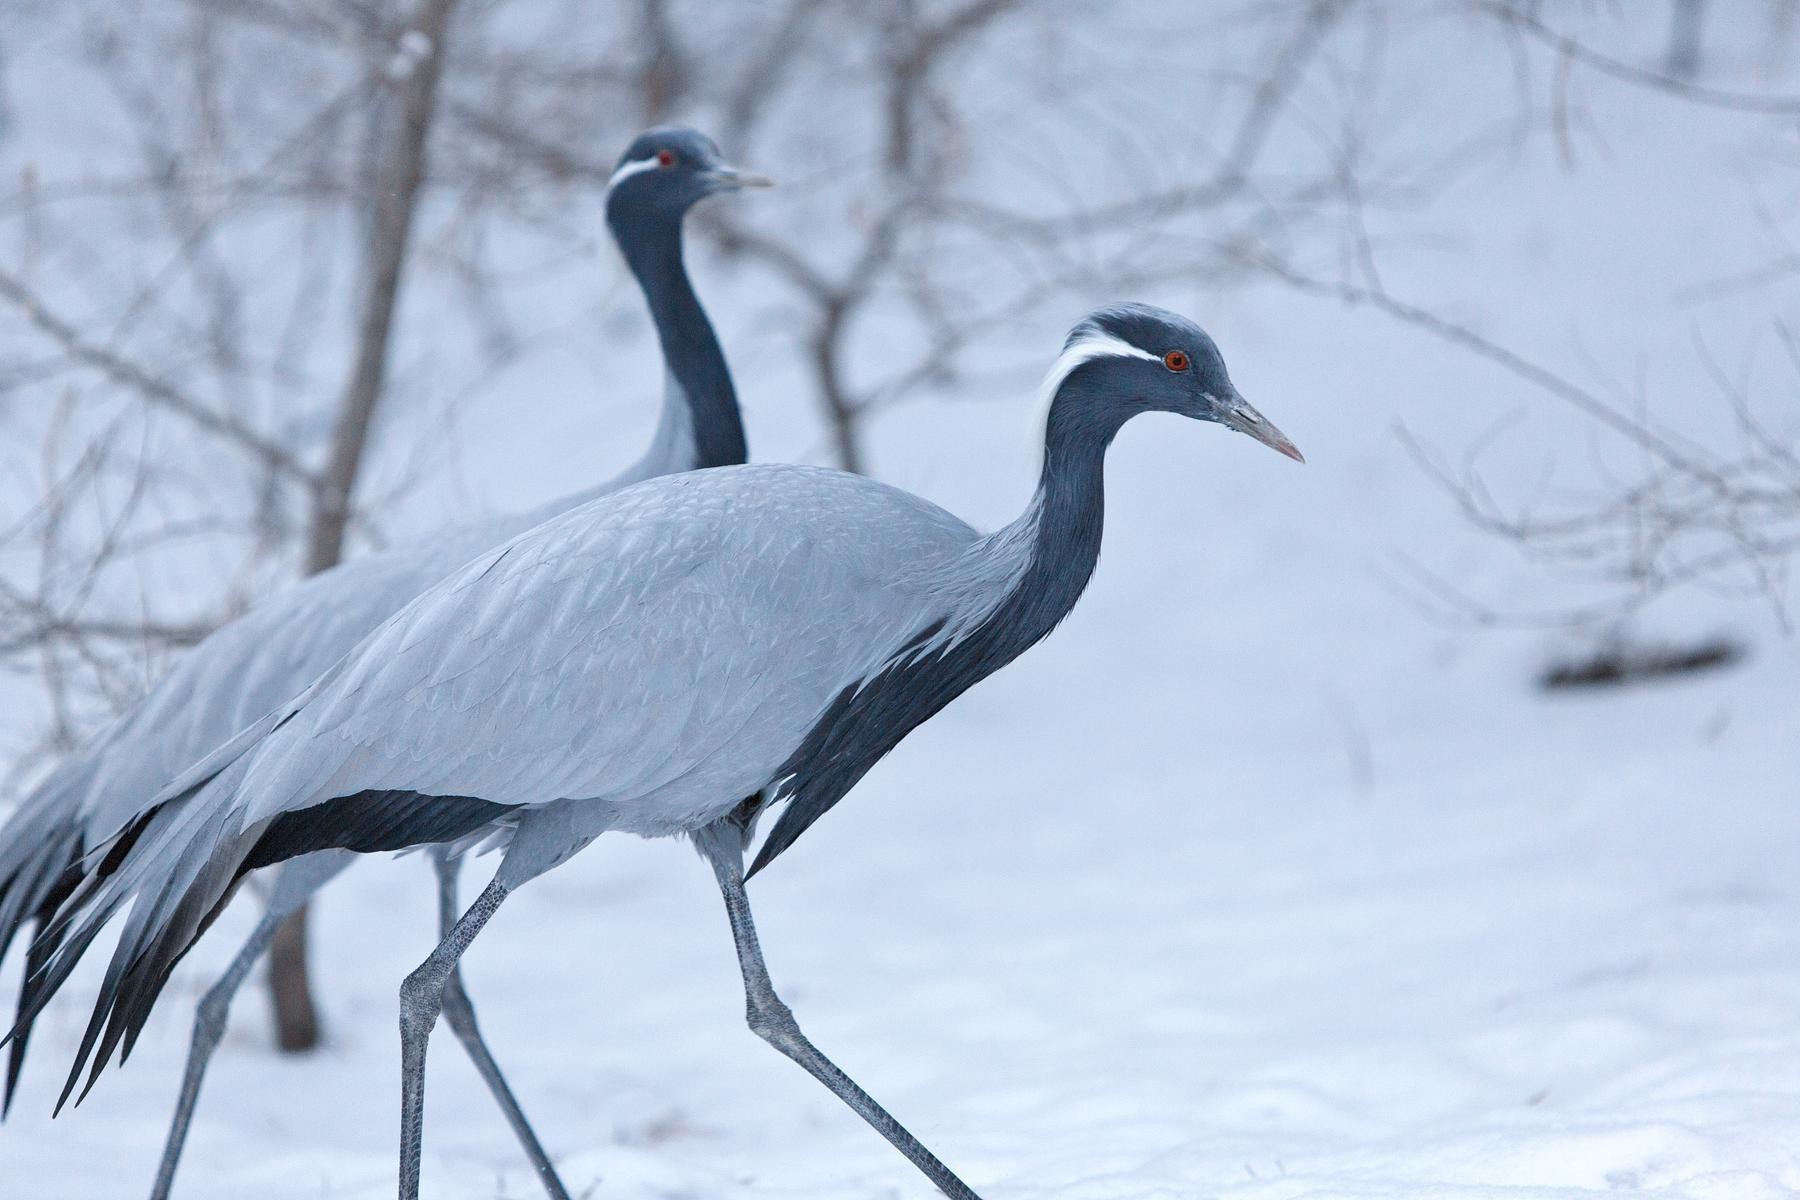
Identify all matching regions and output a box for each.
[0,126,762,1200]
[15,303,1302,1200]
[0,125,751,876]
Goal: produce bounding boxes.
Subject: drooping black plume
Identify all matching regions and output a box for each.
[7,784,517,1112]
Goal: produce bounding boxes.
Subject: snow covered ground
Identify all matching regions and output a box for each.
[4,6,1800,1199]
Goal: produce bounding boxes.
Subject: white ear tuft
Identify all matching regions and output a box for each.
[1035,330,1158,410]
[607,156,661,193]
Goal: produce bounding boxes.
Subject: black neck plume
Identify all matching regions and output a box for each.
[745,372,1121,877]
[1002,371,1121,647]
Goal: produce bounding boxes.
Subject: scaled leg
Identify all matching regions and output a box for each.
[429,848,571,1200]
[149,851,350,1200]
[695,823,982,1200]
[397,873,510,1200]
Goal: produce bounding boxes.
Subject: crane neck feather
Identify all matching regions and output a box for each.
[610,212,748,472]
[745,366,1121,877]
[978,367,1119,647]
[883,367,1121,674]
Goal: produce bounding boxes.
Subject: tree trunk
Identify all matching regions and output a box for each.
[1666,0,1703,80]
[267,0,459,1054]
[267,905,318,1051]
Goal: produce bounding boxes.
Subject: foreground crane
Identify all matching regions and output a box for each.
[17,303,1301,1199]
[0,126,766,1200]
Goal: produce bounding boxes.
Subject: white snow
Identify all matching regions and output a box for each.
[3,5,1799,1200]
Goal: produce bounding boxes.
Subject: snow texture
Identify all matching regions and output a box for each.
[3,5,1799,1200]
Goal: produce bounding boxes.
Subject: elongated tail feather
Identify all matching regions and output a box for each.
[2,866,81,1117]
[0,762,96,1087]
[9,773,517,1111]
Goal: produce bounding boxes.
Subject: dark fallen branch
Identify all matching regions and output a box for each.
[1539,635,1746,691]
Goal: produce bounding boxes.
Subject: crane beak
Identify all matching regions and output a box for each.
[706,164,775,191]
[1220,393,1304,463]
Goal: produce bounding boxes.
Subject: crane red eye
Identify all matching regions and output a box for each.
[656,149,677,168]
[1162,350,1190,372]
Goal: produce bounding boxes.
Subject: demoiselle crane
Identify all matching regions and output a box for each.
[17,303,1301,1200]
[0,126,766,1200]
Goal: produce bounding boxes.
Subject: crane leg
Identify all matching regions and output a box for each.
[695,824,984,1200]
[149,851,350,1200]
[429,848,571,1200]
[397,874,511,1200]
[147,903,279,1200]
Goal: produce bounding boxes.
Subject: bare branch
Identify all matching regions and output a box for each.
[0,266,316,486]
[1245,247,1733,489]
[718,0,831,147]
[304,0,459,575]
[1479,2,1800,115]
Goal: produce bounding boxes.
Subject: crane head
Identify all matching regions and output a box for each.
[605,126,772,225]
[1043,303,1303,463]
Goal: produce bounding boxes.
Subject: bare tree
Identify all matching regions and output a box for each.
[1257,3,1800,652]
[662,0,1364,471]
[270,0,461,1056]
[0,0,1482,1050]
[1668,0,1705,80]
[0,0,465,1050]
[1276,251,1800,635]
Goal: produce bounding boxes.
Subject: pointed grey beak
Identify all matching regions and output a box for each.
[1221,394,1304,463]
[705,164,774,191]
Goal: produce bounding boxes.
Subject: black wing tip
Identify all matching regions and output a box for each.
[244,790,517,873]
[743,823,798,882]
[41,791,521,1112]
[49,928,174,1117]
[0,1026,20,1118]
[2,959,44,1118]
[2,891,82,1116]
[7,789,519,1114]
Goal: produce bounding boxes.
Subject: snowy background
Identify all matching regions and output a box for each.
[3,2,1799,1198]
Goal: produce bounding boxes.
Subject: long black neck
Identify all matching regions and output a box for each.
[745,374,1123,877]
[610,208,748,469]
[990,374,1122,650]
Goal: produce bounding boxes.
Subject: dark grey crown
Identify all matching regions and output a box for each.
[1073,303,1227,379]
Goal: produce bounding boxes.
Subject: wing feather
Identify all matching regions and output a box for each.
[224,466,977,835]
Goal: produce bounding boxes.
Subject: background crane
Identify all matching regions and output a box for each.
[0,126,767,1200]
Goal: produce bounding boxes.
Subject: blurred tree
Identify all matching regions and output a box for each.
[269,0,461,1056]
[1321,3,1800,647]
[1668,0,1705,80]
[0,0,467,1050]
[0,0,1465,1046]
